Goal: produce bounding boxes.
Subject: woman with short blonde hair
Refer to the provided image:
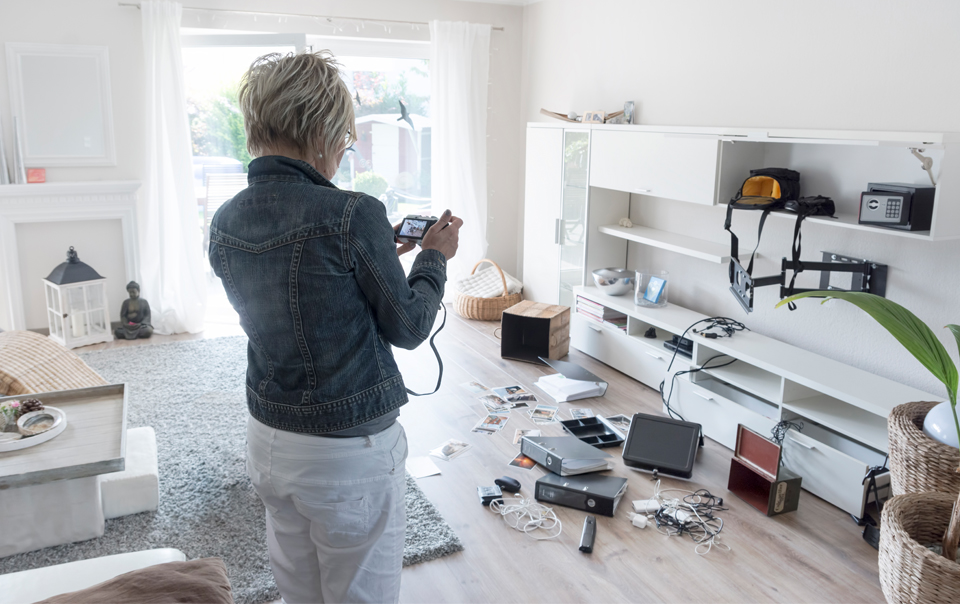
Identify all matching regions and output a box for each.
[211,50,461,604]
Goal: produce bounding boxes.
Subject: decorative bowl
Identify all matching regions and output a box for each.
[591,268,635,296]
[17,407,65,437]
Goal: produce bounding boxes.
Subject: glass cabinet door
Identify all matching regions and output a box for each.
[558,131,589,308]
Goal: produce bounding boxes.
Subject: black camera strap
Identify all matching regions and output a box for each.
[405,303,447,397]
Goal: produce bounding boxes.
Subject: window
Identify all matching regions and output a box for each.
[330,55,431,226]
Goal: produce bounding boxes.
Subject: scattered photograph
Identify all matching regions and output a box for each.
[479,393,511,412]
[570,408,594,420]
[529,404,559,424]
[508,452,537,470]
[429,439,472,461]
[605,414,633,431]
[512,428,541,445]
[472,413,510,434]
[461,381,490,395]
[511,393,538,403]
[492,385,533,403]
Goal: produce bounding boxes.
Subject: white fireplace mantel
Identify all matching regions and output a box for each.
[0,181,140,330]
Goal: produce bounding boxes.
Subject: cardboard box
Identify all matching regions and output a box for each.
[728,424,802,516]
[500,300,569,364]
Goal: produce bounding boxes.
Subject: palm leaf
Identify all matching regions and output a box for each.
[948,324,960,405]
[777,291,958,401]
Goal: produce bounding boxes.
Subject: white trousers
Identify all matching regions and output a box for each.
[246,416,408,604]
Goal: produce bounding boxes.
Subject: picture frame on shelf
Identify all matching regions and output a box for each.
[581,111,605,124]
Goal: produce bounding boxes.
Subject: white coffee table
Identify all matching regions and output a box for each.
[0,384,127,557]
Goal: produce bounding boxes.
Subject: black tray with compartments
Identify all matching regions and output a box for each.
[560,416,625,448]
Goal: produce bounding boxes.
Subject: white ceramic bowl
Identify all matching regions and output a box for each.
[591,268,635,296]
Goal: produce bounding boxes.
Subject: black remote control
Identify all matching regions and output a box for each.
[579,516,597,553]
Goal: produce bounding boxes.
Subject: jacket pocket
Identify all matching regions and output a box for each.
[292,496,370,548]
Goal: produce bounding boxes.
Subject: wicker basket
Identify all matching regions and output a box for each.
[879,492,960,604]
[453,259,523,321]
[889,401,960,497]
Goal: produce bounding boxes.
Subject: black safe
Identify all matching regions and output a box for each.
[858,182,935,231]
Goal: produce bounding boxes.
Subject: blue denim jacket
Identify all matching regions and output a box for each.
[209,156,446,434]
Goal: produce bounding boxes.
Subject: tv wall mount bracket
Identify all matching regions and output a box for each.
[729,251,888,313]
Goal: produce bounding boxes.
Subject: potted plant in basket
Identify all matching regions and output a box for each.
[778,291,960,562]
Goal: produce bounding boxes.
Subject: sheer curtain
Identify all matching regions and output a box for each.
[139,1,207,334]
[429,21,491,281]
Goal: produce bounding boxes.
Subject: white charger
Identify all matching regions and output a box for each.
[632,499,661,514]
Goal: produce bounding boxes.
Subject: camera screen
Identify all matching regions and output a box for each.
[399,219,428,238]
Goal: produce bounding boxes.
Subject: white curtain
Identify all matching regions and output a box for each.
[429,21,491,281]
[140,1,207,334]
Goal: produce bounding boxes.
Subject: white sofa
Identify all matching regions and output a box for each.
[0,548,186,603]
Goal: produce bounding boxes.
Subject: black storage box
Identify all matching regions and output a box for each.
[727,424,802,516]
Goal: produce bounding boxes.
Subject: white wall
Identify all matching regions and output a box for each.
[0,0,144,330]
[519,0,960,396]
[0,0,524,330]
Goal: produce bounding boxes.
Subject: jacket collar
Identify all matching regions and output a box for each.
[247,156,338,189]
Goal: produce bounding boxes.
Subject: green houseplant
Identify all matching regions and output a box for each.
[778,290,960,560]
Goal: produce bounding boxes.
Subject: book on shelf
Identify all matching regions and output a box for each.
[604,317,628,332]
[576,295,604,312]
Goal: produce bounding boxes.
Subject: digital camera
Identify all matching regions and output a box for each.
[395,215,438,244]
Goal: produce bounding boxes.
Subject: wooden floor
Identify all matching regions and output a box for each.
[78,308,884,603]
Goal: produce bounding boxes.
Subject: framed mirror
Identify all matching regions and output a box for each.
[5,43,116,167]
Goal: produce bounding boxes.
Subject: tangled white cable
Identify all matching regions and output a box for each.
[649,480,731,556]
[489,494,563,540]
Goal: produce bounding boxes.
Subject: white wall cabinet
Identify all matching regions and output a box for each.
[589,130,721,205]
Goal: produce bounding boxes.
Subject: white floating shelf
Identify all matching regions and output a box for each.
[597,224,731,263]
[765,210,939,241]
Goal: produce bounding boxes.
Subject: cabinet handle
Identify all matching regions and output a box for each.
[645,351,663,360]
[554,218,561,244]
[694,391,716,402]
[632,188,652,194]
[587,324,601,333]
[788,436,816,450]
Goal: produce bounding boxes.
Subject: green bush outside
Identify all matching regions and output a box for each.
[355,171,389,199]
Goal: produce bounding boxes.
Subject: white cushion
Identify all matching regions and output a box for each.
[455,265,522,298]
[100,426,159,520]
[0,548,186,602]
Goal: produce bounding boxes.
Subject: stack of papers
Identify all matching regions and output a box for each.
[536,373,605,402]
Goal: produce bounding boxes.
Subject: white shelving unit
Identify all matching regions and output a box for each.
[523,122,956,517]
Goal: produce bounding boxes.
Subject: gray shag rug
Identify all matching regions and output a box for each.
[0,336,463,604]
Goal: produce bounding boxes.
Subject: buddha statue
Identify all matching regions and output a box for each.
[114,281,153,339]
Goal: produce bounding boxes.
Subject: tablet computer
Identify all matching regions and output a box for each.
[621,412,701,479]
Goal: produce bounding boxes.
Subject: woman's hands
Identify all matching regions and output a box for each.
[421,209,462,260]
[393,210,462,259]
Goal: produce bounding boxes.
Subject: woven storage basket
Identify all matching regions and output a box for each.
[879,492,960,604]
[453,259,523,321]
[889,401,960,497]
